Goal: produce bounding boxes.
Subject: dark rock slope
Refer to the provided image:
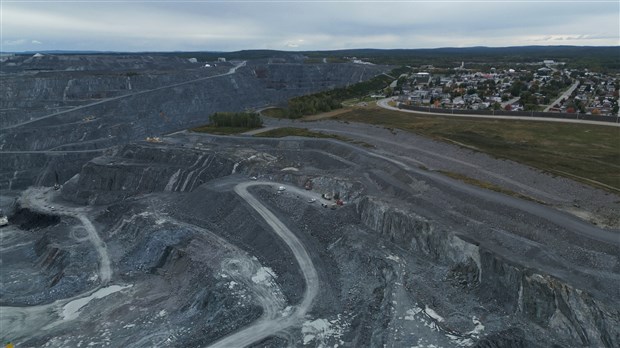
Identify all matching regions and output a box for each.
[0,55,388,190]
[3,135,615,347]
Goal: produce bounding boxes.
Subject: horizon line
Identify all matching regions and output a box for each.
[2,44,619,55]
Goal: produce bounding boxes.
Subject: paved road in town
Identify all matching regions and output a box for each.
[544,80,580,112]
[377,98,619,126]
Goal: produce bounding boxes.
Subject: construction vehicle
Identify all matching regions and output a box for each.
[146,136,163,143]
[304,179,313,190]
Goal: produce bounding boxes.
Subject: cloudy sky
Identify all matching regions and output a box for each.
[1,0,618,52]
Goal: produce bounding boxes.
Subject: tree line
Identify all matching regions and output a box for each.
[209,112,263,128]
[284,67,408,118]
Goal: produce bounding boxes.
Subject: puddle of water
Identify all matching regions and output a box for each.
[63,284,132,320]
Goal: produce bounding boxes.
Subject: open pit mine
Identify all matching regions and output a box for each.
[1,54,618,348]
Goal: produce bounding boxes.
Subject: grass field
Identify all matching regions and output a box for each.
[254,127,374,148]
[438,170,547,204]
[261,106,351,121]
[261,107,288,119]
[342,96,379,106]
[331,106,620,192]
[189,125,256,135]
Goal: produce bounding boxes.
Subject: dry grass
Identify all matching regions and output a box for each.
[253,127,375,148]
[438,170,547,204]
[331,106,620,192]
[189,125,255,135]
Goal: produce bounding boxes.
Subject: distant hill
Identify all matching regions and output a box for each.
[170,46,620,71]
[6,46,619,71]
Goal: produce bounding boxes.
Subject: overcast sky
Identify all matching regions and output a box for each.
[1,0,618,52]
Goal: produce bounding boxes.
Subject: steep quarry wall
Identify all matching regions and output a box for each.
[1,211,100,306]
[5,133,617,347]
[0,57,389,190]
[0,151,103,191]
[0,60,388,150]
[62,144,235,204]
[1,54,201,73]
[356,196,620,347]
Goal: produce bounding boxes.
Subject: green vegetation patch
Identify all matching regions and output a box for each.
[190,111,263,135]
[261,108,288,119]
[334,106,620,192]
[189,126,255,135]
[208,111,262,128]
[254,127,374,148]
[274,67,406,119]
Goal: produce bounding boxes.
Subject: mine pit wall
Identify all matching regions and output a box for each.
[2,208,99,306]
[0,62,389,152]
[356,196,619,347]
[0,58,388,189]
[92,207,265,344]
[62,144,235,204]
[0,151,103,191]
[280,174,365,203]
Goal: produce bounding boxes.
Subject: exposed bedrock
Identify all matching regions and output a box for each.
[0,54,202,74]
[75,201,266,346]
[356,196,620,347]
[0,152,102,191]
[0,61,387,151]
[61,144,235,204]
[169,186,306,306]
[8,205,61,230]
[4,133,618,346]
[472,328,533,348]
[0,210,99,306]
[0,59,389,194]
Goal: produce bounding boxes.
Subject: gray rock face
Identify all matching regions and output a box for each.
[355,195,620,348]
[2,134,612,347]
[1,211,99,306]
[358,196,434,253]
[2,55,618,347]
[62,144,235,204]
[0,55,388,191]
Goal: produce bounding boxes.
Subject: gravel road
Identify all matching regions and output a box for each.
[208,181,320,348]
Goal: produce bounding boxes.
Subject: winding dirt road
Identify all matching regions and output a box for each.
[0,187,115,342]
[24,187,111,283]
[207,181,320,348]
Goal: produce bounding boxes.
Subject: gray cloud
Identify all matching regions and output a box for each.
[1,0,618,51]
[3,39,26,46]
